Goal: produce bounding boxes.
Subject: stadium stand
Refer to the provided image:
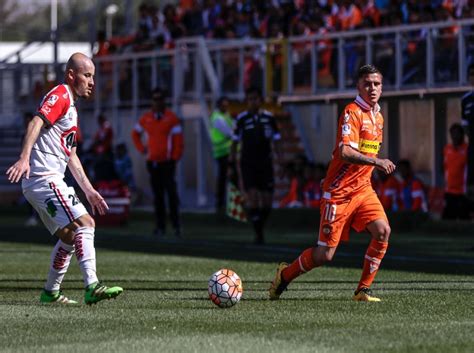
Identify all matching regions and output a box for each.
[2,1,474,211]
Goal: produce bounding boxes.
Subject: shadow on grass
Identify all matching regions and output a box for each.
[1,208,474,276]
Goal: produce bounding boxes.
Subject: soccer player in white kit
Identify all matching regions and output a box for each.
[6,53,123,305]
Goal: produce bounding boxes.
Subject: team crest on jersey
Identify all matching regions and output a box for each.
[45,199,57,217]
[342,124,351,135]
[47,94,59,106]
[322,224,332,235]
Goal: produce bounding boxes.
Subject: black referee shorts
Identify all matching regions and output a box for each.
[240,160,274,192]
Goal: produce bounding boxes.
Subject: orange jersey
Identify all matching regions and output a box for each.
[443,142,468,195]
[132,109,184,162]
[379,175,402,211]
[322,95,383,200]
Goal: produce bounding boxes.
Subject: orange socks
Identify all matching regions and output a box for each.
[281,247,317,283]
[357,239,388,290]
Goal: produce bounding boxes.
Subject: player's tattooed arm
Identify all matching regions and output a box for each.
[340,144,396,174]
[68,148,94,191]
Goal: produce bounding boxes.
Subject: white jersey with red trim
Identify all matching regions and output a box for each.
[27,84,78,181]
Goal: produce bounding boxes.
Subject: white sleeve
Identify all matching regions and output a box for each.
[213,117,234,138]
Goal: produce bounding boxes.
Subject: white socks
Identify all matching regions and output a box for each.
[74,226,98,287]
[44,240,74,292]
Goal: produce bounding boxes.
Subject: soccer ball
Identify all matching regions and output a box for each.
[208,269,243,308]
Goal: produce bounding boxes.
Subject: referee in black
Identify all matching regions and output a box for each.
[230,86,283,244]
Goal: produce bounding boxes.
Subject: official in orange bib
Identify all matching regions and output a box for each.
[269,64,396,302]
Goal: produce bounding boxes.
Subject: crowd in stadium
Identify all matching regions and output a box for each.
[92,0,474,93]
[97,0,474,53]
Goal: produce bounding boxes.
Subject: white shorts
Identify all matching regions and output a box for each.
[23,177,88,234]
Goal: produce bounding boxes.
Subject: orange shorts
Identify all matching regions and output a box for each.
[318,189,388,248]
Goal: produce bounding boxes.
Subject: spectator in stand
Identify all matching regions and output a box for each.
[303,162,325,208]
[119,0,474,49]
[131,88,184,238]
[93,30,117,100]
[338,0,363,31]
[378,171,402,212]
[209,96,235,213]
[397,159,428,212]
[88,113,115,182]
[137,2,153,36]
[443,123,470,219]
[163,3,186,41]
[279,154,307,208]
[90,113,114,156]
[182,1,204,37]
[114,143,136,193]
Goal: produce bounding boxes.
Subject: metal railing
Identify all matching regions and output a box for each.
[2,20,474,207]
[3,18,474,124]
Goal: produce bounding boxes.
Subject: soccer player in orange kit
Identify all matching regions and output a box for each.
[269,64,396,302]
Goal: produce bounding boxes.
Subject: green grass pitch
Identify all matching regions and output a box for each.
[0,209,473,353]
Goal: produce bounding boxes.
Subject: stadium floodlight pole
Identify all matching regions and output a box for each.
[105,4,119,39]
[51,0,60,83]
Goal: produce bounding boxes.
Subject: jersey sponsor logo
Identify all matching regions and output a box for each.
[53,247,70,270]
[47,94,59,106]
[60,127,78,156]
[342,124,351,135]
[359,138,380,154]
[41,106,52,115]
[75,235,84,259]
[62,92,69,99]
[343,113,350,123]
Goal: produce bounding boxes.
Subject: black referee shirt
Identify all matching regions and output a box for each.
[232,110,281,164]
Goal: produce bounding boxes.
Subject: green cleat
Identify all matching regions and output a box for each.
[352,287,381,302]
[269,262,289,300]
[40,290,78,304]
[84,282,123,305]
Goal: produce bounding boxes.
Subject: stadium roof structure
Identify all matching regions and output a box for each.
[0,42,91,64]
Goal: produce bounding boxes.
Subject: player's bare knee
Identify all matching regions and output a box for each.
[374,224,390,242]
[75,214,95,229]
[55,228,75,245]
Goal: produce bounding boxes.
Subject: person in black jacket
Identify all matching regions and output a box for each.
[230,87,283,244]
